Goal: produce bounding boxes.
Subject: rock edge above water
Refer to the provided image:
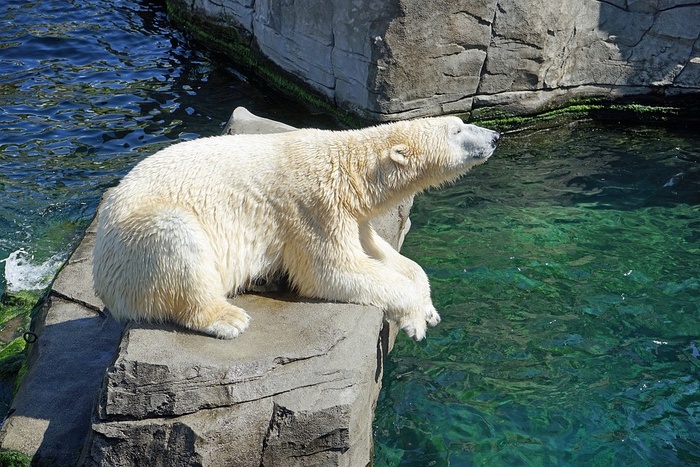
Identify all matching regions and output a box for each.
[168,0,700,122]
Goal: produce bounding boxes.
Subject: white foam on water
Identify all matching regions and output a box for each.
[1,248,65,294]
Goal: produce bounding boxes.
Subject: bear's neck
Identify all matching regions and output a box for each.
[330,130,423,220]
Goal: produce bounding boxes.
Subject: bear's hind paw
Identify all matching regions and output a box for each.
[200,303,251,339]
[204,321,247,339]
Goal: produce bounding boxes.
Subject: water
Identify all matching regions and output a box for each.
[1,0,699,464]
[374,122,700,465]
[0,0,333,301]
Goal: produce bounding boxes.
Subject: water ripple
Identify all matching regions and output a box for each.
[376,122,700,465]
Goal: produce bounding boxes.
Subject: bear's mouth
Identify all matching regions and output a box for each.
[473,132,500,160]
[472,146,495,161]
[477,146,496,160]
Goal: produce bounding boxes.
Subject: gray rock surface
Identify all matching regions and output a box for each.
[0,219,123,465]
[170,0,700,121]
[0,108,407,466]
[83,296,389,466]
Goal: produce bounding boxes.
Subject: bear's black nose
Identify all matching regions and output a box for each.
[491,132,500,146]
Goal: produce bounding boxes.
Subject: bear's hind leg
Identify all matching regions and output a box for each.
[138,205,251,339]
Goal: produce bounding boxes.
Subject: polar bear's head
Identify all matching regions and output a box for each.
[385,116,499,190]
[443,116,499,170]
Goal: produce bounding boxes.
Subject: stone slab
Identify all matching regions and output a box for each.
[82,294,388,466]
[99,295,383,420]
[0,289,122,464]
[51,218,104,312]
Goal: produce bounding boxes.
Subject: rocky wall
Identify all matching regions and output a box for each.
[172,0,700,121]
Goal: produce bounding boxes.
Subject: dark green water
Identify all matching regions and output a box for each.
[2,0,699,464]
[374,122,700,465]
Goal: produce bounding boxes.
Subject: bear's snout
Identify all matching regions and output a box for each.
[469,128,499,161]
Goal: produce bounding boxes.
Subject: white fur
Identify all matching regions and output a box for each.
[92,117,499,340]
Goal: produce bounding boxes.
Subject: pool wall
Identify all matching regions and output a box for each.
[166,0,700,122]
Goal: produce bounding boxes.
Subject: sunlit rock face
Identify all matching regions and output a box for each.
[174,0,700,121]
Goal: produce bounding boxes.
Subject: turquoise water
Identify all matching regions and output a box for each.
[374,123,700,465]
[2,0,699,464]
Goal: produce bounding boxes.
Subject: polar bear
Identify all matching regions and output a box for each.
[92,116,499,340]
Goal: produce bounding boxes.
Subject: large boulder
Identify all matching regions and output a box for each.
[169,0,700,120]
[83,296,391,466]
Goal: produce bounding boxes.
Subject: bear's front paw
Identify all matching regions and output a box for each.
[425,305,441,327]
[400,318,427,341]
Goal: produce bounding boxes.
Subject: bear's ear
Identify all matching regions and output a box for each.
[389,144,409,166]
